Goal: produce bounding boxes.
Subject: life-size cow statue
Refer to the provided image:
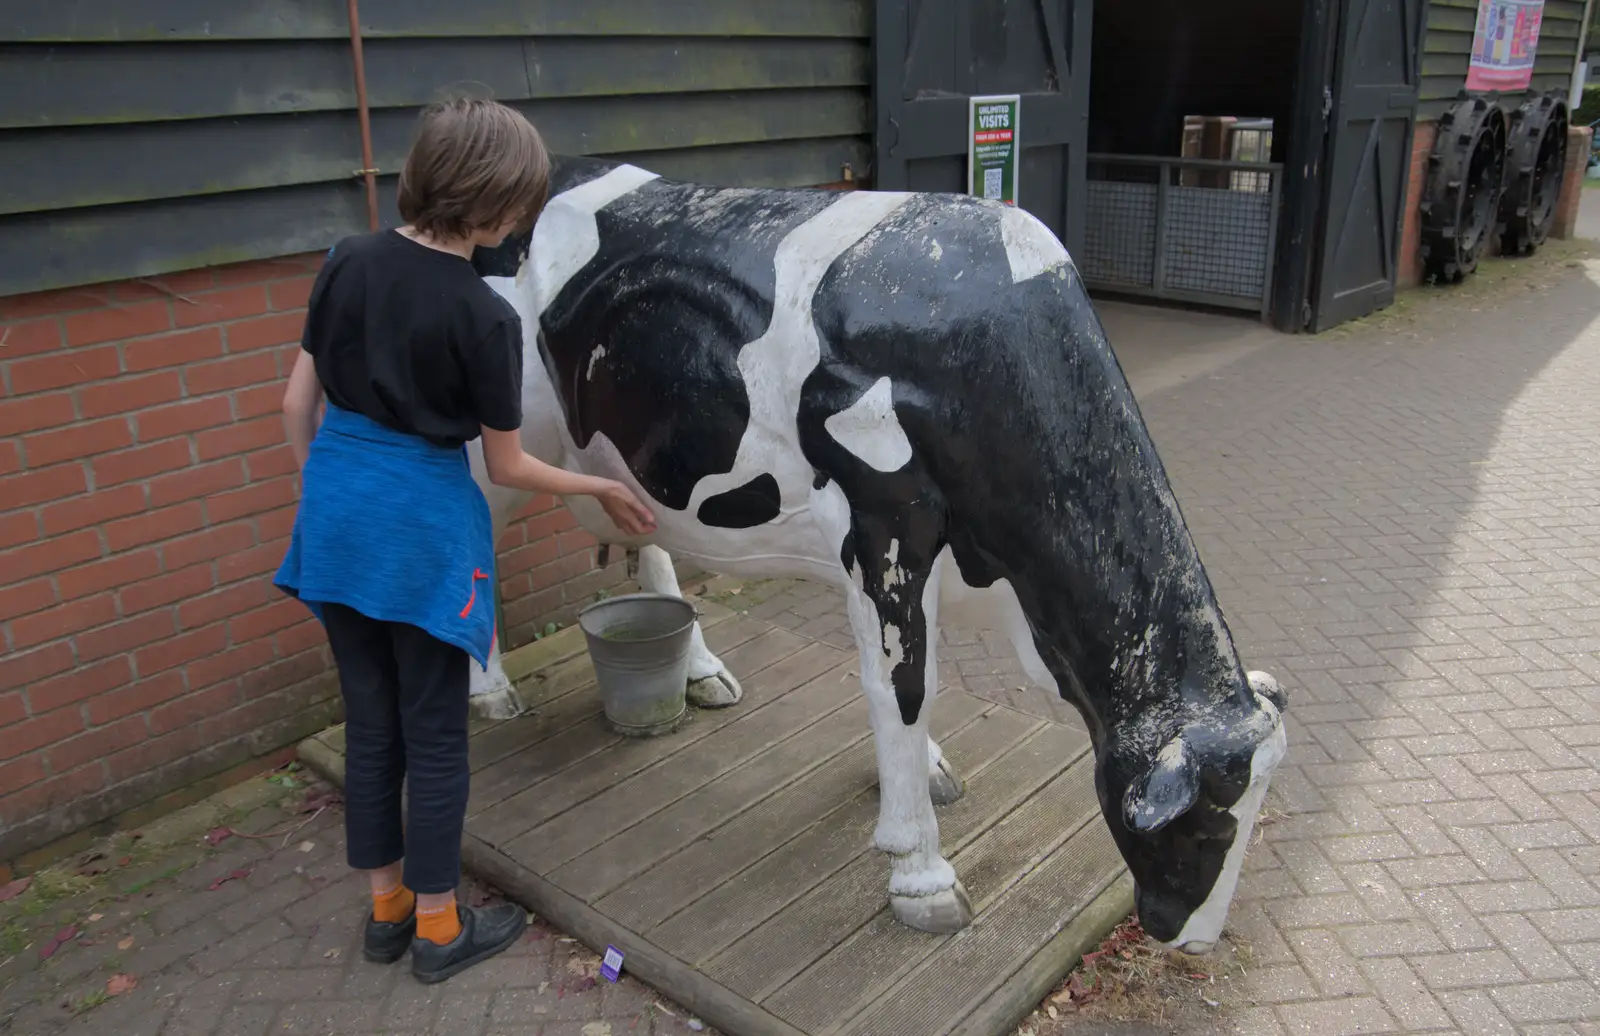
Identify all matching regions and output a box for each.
[463,156,1289,954]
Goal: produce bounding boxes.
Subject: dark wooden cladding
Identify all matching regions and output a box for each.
[1,37,871,128]
[4,0,871,41]
[0,138,870,297]
[1421,0,1586,118]
[2,89,870,216]
[0,1,872,296]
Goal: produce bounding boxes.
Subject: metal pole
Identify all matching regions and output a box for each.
[346,0,381,232]
[1572,0,1595,105]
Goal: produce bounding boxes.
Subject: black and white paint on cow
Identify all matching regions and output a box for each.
[464,157,1289,952]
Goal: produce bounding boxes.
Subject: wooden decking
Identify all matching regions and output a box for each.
[298,594,1131,1036]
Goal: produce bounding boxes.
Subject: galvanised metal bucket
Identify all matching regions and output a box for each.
[577,593,697,737]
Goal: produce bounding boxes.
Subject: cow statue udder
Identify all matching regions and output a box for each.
[464,157,1289,954]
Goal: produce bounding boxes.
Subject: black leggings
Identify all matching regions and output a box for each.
[322,602,470,895]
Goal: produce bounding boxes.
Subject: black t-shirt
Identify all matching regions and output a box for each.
[301,230,524,449]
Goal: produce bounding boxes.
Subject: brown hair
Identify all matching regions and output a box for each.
[397,99,550,241]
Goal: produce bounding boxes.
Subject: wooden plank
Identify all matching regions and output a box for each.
[469,609,753,772]
[0,38,869,129]
[0,88,869,215]
[695,725,1090,1001]
[467,714,622,820]
[651,716,1072,976]
[605,137,871,190]
[294,732,807,1036]
[0,177,380,300]
[595,693,992,934]
[764,755,1103,1031]
[472,637,843,847]
[503,649,861,873]
[467,623,805,819]
[949,874,1134,1036]
[0,131,868,298]
[4,0,871,42]
[842,826,1126,1035]
[552,698,877,901]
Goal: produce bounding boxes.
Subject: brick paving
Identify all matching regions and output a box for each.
[7,250,1600,1035]
[0,781,716,1036]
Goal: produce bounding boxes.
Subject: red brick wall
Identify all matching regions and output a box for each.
[1552,126,1594,240]
[0,254,623,866]
[1398,121,1439,289]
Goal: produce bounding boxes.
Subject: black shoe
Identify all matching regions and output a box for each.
[363,909,417,964]
[410,902,527,984]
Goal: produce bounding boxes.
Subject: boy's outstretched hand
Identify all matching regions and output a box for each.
[599,481,657,537]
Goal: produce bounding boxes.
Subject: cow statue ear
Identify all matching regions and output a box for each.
[1121,734,1200,835]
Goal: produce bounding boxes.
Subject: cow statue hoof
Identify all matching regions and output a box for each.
[468,660,527,721]
[686,668,743,709]
[470,684,526,721]
[891,880,975,934]
[929,754,965,806]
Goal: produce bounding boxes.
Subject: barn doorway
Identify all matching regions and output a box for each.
[1078,0,1426,332]
[870,0,1426,333]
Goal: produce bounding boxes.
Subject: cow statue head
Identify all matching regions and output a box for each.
[1101,670,1288,954]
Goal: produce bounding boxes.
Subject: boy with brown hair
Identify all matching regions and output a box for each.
[275,98,655,984]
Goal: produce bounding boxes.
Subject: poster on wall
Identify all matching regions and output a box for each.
[1465,0,1545,92]
[968,95,1021,206]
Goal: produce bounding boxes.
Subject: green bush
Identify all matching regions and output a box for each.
[1575,83,1600,128]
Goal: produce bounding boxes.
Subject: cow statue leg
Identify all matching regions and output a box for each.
[629,545,743,708]
[469,639,525,721]
[814,474,971,932]
[843,560,972,933]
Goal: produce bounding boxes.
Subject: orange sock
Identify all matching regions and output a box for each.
[372,883,416,924]
[416,901,462,945]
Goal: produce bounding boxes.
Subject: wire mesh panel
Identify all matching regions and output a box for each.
[1082,158,1158,288]
[1080,153,1282,315]
[1164,181,1274,299]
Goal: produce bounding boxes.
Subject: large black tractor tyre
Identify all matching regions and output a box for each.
[1498,92,1569,257]
[1420,92,1509,284]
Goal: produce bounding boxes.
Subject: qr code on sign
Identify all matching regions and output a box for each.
[983,167,1003,199]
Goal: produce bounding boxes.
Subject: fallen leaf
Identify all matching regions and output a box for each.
[106,974,138,996]
[117,857,132,868]
[39,925,79,960]
[323,949,340,960]
[1046,1004,1058,1020]
[297,841,315,853]
[206,868,250,891]
[204,827,233,847]
[0,876,33,902]
[580,1023,612,1036]
[87,913,103,923]
[117,937,134,951]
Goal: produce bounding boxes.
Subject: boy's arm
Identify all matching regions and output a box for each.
[283,349,324,470]
[479,427,656,537]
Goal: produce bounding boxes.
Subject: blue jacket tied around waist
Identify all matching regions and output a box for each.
[274,405,497,670]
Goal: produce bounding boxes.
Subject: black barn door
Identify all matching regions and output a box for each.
[1308,0,1426,332]
[873,0,1091,258]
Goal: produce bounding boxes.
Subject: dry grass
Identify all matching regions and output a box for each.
[1321,238,1597,342]
[1012,917,1254,1036]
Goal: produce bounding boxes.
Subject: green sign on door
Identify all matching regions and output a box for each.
[968,95,1021,206]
